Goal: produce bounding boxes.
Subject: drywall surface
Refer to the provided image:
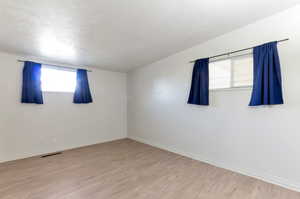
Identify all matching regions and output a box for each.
[128,5,300,191]
[0,52,127,162]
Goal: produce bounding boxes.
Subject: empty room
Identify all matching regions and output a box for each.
[1,0,300,198]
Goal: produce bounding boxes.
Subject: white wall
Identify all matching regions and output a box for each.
[128,5,300,191]
[0,52,127,163]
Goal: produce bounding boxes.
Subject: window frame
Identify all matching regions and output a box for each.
[209,54,253,92]
[40,65,77,93]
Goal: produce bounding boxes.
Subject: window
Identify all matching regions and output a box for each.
[209,55,253,90]
[41,65,77,92]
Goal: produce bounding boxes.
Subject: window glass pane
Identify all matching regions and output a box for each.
[209,59,231,89]
[232,55,253,87]
[209,55,253,90]
[41,65,76,92]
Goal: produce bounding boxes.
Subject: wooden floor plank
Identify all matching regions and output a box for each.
[0,139,299,199]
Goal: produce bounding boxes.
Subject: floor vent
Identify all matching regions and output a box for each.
[41,152,62,158]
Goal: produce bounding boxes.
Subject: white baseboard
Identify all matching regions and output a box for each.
[129,136,300,193]
[0,137,127,164]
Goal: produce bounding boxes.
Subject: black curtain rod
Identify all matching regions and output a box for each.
[189,38,289,63]
[17,60,92,72]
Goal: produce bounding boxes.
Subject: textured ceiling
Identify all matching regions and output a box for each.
[0,0,299,72]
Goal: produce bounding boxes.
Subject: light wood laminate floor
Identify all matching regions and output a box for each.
[0,139,299,199]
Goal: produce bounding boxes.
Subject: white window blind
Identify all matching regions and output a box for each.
[209,55,253,90]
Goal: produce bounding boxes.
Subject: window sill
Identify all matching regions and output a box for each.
[210,86,252,92]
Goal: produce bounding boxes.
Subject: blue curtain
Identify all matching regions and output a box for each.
[249,41,284,106]
[21,61,43,104]
[187,58,209,105]
[73,69,93,104]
